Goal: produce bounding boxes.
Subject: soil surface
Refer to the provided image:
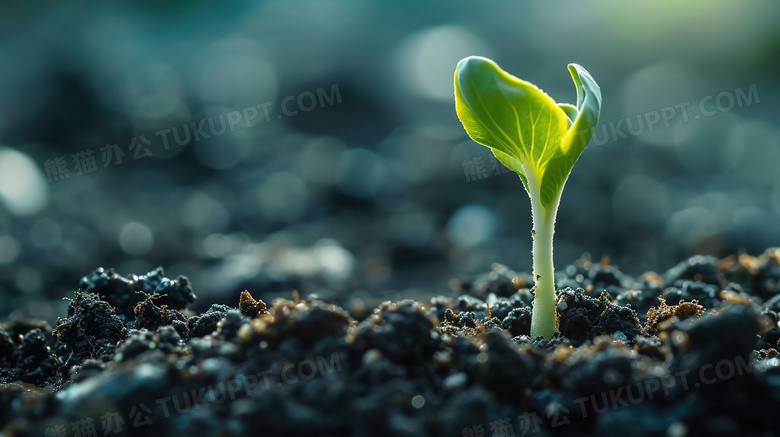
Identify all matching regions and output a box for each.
[2,250,780,436]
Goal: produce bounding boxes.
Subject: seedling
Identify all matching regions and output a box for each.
[454,57,601,339]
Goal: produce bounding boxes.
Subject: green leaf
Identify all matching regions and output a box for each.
[539,64,602,207]
[454,57,601,208]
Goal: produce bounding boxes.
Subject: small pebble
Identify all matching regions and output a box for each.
[237,324,255,343]
[443,373,468,392]
[362,348,382,365]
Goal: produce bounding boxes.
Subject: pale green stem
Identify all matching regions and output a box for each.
[525,176,562,340]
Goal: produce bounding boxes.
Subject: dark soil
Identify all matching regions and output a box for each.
[3,250,780,436]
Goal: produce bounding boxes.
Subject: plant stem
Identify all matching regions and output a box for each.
[527,178,561,340]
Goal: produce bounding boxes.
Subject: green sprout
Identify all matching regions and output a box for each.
[454,57,602,339]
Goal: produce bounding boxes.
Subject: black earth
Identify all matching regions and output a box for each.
[2,250,780,437]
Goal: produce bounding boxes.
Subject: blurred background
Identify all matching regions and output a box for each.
[1,0,778,320]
